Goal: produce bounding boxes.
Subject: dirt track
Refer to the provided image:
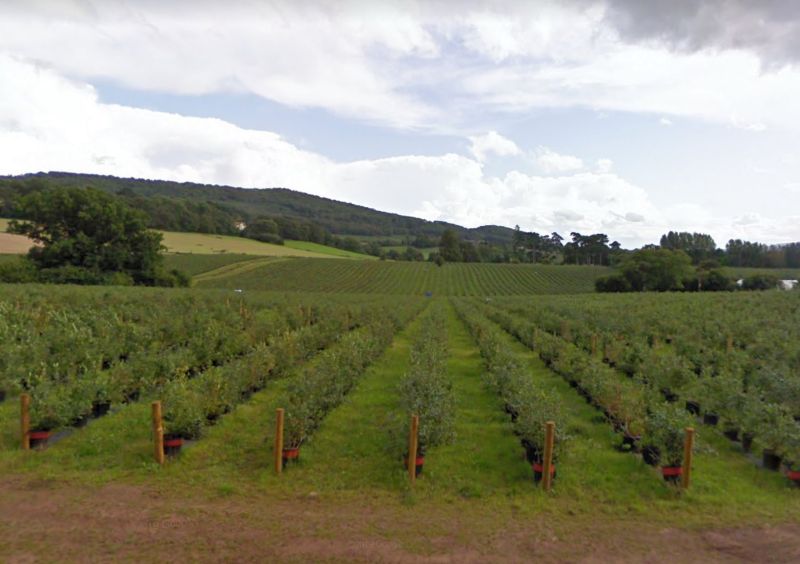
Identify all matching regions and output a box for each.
[0,232,33,254]
[2,476,799,563]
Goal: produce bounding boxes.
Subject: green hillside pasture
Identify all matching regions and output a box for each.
[284,239,376,259]
[196,258,610,295]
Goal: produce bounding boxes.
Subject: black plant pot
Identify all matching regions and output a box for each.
[642,444,661,466]
[124,390,140,403]
[723,428,740,442]
[703,413,719,426]
[620,433,641,453]
[0,389,6,403]
[163,433,184,457]
[763,449,782,471]
[741,433,754,452]
[29,429,52,449]
[91,401,111,418]
[661,388,678,403]
[521,439,541,464]
[685,401,701,415]
[71,414,90,428]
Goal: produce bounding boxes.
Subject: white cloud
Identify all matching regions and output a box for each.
[534,146,584,174]
[596,158,614,173]
[1,53,798,247]
[467,131,521,162]
[659,117,673,126]
[1,2,800,134]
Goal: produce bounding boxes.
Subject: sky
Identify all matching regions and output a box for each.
[0,1,799,247]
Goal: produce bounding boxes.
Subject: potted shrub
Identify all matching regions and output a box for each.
[161,379,204,456]
[28,385,71,449]
[784,439,800,486]
[647,402,693,483]
[283,399,313,466]
[514,387,566,483]
[756,403,794,471]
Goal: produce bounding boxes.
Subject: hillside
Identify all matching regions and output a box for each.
[195,258,610,295]
[0,172,516,244]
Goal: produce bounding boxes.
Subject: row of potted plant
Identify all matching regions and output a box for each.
[476,302,691,481]
[396,303,455,476]
[280,304,421,464]
[454,301,568,482]
[159,308,373,448]
[20,298,357,443]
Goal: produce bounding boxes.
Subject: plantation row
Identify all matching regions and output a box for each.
[480,292,800,477]
[196,258,609,295]
[0,285,417,442]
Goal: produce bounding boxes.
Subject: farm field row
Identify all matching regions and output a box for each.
[0,291,798,532]
[196,257,610,295]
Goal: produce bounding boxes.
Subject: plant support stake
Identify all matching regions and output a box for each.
[682,427,695,490]
[20,393,30,451]
[275,408,285,474]
[408,414,419,484]
[152,401,164,466]
[542,421,555,491]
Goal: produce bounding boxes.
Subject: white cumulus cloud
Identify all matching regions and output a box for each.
[534,147,584,174]
[467,131,521,162]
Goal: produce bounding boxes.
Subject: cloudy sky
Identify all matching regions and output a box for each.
[1,0,799,247]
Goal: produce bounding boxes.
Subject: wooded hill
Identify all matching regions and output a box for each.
[0,172,515,245]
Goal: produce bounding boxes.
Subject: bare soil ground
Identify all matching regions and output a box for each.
[0,233,34,254]
[2,475,799,563]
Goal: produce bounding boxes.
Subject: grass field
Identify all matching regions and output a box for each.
[723,266,800,280]
[284,239,376,259]
[195,258,610,295]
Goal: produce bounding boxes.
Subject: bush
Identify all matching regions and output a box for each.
[741,274,779,291]
[595,274,631,292]
[645,402,693,466]
[0,257,37,283]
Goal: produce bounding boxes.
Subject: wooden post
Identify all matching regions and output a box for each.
[542,421,555,491]
[274,408,285,474]
[726,335,734,353]
[682,427,695,489]
[151,401,164,466]
[533,328,540,351]
[20,393,30,451]
[591,334,598,356]
[408,414,419,483]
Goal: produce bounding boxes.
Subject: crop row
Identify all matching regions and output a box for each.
[196,258,608,296]
[488,293,800,472]
[453,300,568,480]
[469,300,694,475]
[396,301,455,473]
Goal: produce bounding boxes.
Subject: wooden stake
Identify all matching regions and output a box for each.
[20,393,30,451]
[151,401,164,466]
[682,427,695,489]
[726,335,734,353]
[408,414,419,484]
[591,334,598,356]
[542,421,555,491]
[274,408,285,474]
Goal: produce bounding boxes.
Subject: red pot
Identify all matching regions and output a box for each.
[163,435,184,456]
[403,454,424,477]
[532,462,556,483]
[29,430,51,449]
[282,446,300,466]
[662,466,683,482]
[787,470,800,483]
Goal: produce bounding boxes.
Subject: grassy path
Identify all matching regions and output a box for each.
[415,302,531,500]
[267,310,426,493]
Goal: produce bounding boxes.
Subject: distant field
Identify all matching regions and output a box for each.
[163,253,260,277]
[723,266,800,280]
[196,258,611,295]
[157,231,338,257]
[381,245,438,259]
[284,240,376,259]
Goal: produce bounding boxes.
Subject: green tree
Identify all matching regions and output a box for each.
[9,187,173,285]
[618,248,693,292]
[439,229,462,262]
